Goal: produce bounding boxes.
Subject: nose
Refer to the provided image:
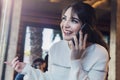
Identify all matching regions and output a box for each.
[64,20,70,28]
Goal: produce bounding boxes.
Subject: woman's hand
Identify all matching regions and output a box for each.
[69,31,88,60]
[4,57,26,73]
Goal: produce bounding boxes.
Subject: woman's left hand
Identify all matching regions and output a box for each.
[69,31,88,60]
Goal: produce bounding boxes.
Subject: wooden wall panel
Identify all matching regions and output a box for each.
[116,0,120,79]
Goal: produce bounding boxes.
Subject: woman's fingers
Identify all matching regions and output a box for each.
[83,34,88,49]
[73,36,79,49]
[4,57,25,73]
[4,57,19,68]
[11,57,18,65]
[79,31,83,47]
[68,40,74,49]
[12,60,19,68]
[4,61,12,66]
[70,31,87,50]
[15,62,21,71]
[78,30,87,50]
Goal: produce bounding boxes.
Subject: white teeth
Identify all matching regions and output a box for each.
[66,32,70,34]
[63,29,72,35]
[64,31,72,35]
[64,31,71,34]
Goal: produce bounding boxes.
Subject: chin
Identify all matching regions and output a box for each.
[63,37,72,41]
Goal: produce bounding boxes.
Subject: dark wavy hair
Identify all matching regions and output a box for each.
[62,1,109,51]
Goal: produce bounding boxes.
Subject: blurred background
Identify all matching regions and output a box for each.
[0,0,119,80]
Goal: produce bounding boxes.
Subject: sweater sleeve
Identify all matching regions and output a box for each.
[21,64,50,80]
[69,44,109,80]
[69,59,89,80]
[69,55,109,80]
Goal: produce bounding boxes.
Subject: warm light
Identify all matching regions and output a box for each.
[92,0,107,8]
[49,0,60,3]
[84,0,108,8]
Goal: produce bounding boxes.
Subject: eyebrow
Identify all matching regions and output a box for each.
[62,15,66,18]
[62,15,80,21]
[71,17,80,21]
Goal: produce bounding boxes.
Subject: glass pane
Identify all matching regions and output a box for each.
[24,26,62,64]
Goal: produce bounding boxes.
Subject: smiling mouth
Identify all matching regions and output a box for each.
[63,31,73,35]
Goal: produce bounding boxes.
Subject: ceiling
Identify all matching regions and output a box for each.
[0,0,110,20]
[22,0,110,21]
[0,0,111,26]
[22,0,110,14]
[21,0,111,32]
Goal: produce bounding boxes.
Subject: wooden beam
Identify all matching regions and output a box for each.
[1,0,22,80]
[116,0,120,79]
[0,0,13,79]
[108,0,117,79]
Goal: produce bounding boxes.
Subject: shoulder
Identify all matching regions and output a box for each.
[50,40,67,50]
[86,44,109,60]
[48,40,69,57]
[82,44,109,71]
[95,44,108,59]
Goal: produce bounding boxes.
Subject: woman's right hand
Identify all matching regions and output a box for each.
[4,57,26,73]
[68,31,88,60]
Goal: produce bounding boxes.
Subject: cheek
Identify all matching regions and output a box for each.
[72,25,81,33]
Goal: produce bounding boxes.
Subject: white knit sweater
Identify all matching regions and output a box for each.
[21,40,109,80]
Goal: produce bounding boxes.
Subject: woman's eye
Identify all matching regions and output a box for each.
[61,17,66,21]
[71,19,79,23]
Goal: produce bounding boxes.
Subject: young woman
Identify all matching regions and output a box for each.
[5,1,109,80]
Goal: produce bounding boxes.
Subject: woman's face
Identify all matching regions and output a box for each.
[60,7,82,41]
